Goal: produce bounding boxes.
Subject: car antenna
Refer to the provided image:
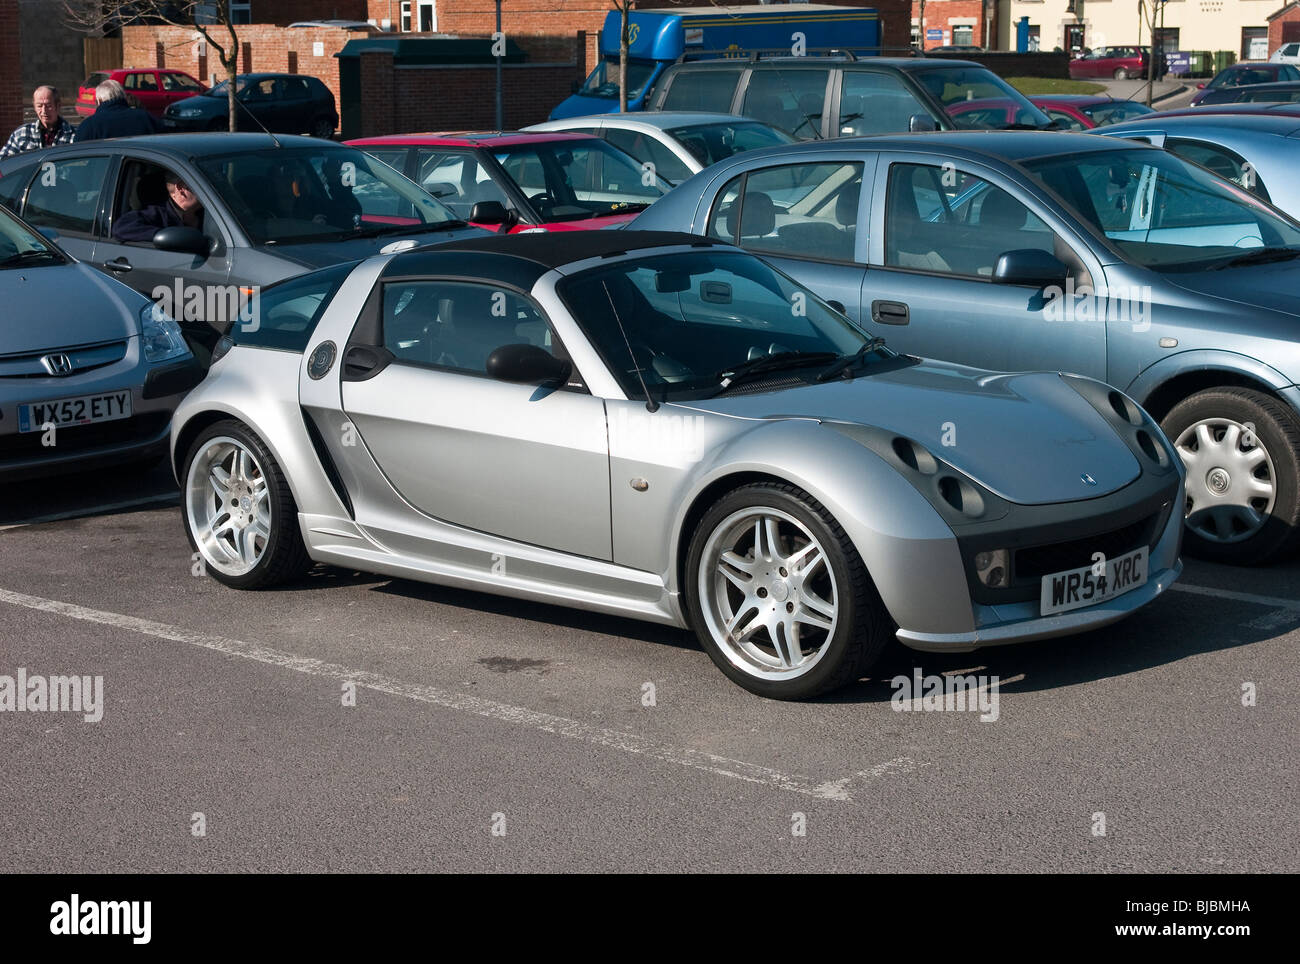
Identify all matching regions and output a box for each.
[601,279,659,413]
[228,76,283,147]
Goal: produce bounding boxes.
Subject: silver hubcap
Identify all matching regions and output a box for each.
[698,507,838,681]
[1175,417,1276,544]
[186,437,271,576]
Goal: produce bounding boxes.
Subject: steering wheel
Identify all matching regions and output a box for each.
[528,192,556,214]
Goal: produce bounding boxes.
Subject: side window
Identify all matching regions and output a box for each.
[162,72,203,92]
[281,78,311,100]
[709,162,862,262]
[415,150,507,218]
[707,175,743,242]
[381,281,565,378]
[603,128,692,184]
[1047,109,1088,132]
[0,165,34,212]
[885,163,1057,277]
[363,148,408,173]
[741,69,829,139]
[126,72,159,91]
[838,71,931,136]
[660,69,741,112]
[1165,139,1270,202]
[23,156,111,236]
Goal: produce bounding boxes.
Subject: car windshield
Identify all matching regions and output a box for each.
[578,58,657,101]
[1023,148,1300,271]
[492,139,668,222]
[666,121,795,166]
[913,67,1053,129]
[558,250,892,401]
[196,146,458,245]
[1080,100,1154,125]
[0,204,62,269]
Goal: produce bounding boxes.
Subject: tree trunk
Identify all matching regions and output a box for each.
[227,55,239,131]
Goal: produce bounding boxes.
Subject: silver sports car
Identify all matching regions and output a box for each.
[172,231,1184,699]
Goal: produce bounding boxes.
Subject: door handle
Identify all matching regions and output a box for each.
[341,344,394,382]
[104,257,133,273]
[871,300,909,325]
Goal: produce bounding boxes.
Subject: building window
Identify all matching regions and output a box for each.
[419,1,437,33]
[911,22,921,50]
[953,24,974,46]
[1241,27,1267,61]
[401,2,411,32]
[230,2,251,24]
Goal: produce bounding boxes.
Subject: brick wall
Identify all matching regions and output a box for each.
[122,23,368,108]
[353,46,586,137]
[254,0,368,24]
[912,0,986,49]
[0,0,21,135]
[434,1,605,69]
[1268,5,1300,56]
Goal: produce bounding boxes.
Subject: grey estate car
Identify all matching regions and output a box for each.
[0,134,486,365]
[0,202,198,481]
[633,131,1300,564]
[171,232,1183,699]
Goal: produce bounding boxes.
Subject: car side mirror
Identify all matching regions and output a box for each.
[825,299,846,314]
[153,225,210,257]
[992,249,1069,287]
[469,200,514,226]
[908,113,938,133]
[486,343,571,385]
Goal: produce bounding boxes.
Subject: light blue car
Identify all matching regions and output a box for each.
[634,131,1300,564]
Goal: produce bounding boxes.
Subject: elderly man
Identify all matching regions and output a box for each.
[0,86,75,159]
[73,79,158,142]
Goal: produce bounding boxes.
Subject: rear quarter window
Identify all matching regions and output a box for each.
[233,262,356,352]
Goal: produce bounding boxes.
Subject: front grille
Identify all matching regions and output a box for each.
[0,412,169,461]
[1014,513,1159,581]
[0,340,128,379]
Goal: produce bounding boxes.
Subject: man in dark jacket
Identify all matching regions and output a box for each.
[74,80,159,142]
[113,171,206,243]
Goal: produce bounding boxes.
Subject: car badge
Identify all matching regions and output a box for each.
[308,341,337,380]
[41,353,73,376]
[1081,473,1098,486]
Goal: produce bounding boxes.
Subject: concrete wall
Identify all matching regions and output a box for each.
[0,0,22,134]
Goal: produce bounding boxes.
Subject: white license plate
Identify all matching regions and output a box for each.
[18,391,132,433]
[1040,547,1147,616]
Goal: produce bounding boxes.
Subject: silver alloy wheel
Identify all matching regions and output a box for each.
[185,436,272,576]
[697,507,838,681]
[1174,417,1277,543]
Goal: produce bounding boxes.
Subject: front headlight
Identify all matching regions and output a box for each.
[175,108,202,118]
[141,304,191,364]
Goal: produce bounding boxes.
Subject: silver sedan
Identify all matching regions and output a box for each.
[171,231,1184,699]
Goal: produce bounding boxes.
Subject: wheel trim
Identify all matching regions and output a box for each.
[698,507,838,682]
[1174,417,1277,544]
[186,436,271,576]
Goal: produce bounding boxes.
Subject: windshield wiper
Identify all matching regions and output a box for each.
[715,351,838,394]
[349,219,468,239]
[815,338,887,382]
[1213,247,1300,270]
[0,249,59,268]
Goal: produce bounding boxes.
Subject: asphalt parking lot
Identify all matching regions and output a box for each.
[1,465,1296,873]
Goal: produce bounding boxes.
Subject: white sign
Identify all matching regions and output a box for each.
[313,41,325,57]
[685,28,703,45]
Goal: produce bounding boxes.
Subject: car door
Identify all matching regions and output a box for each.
[124,71,164,115]
[863,154,1107,379]
[339,278,612,560]
[92,156,234,358]
[278,77,313,133]
[704,157,874,325]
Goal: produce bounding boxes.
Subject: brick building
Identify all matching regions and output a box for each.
[1268,2,1300,55]
[913,0,992,50]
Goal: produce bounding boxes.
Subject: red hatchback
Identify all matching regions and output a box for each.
[77,68,207,118]
[347,131,670,233]
[1069,46,1160,81]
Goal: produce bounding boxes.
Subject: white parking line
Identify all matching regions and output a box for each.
[0,494,178,531]
[0,586,914,803]
[1169,582,1300,613]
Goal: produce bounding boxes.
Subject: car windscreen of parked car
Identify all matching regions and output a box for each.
[913,67,1053,128]
[577,58,658,102]
[558,249,888,401]
[665,120,795,167]
[0,203,65,269]
[1023,148,1300,271]
[1080,100,1154,126]
[195,146,459,245]
[491,139,667,222]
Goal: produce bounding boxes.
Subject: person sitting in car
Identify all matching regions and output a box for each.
[113,171,206,243]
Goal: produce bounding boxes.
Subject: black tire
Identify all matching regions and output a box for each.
[684,481,890,699]
[1161,387,1300,565]
[182,419,310,589]
[310,117,334,139]
[1114,67,1129,80]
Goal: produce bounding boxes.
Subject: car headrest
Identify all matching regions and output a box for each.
[980,188,1028,230]
[836,181,861,226]
[727,190,775,238]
